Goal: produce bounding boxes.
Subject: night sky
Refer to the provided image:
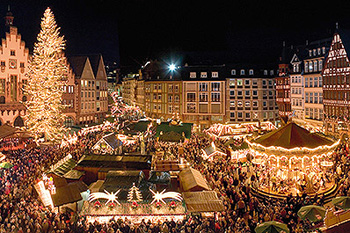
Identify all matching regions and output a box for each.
[1,0,350,69]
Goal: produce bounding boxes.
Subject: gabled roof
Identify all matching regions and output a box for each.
[337,29,350,58]
[87,54,102,77]
[102,133,122,150]
[68,56,88,77]
[252,122,334,149]
[179,167,210,192]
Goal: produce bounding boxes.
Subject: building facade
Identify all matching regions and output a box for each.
[290,53,304,121]
[323,30,350,136]
[226,65,278,123]
[0,22,29,126]
[303,40,330,126]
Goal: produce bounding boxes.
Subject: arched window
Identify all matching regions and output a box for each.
[14,116,24,127]
[0,96,5,104]
[22,96,27,102]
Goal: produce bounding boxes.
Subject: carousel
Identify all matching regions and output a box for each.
[247,122,340,197]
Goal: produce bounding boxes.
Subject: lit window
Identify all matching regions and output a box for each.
[190,72,196,78]
[240,69,245,75]
[200,72,207,78]
[231,69,236,75]
[249,69,254,75]
[212,72,218,78]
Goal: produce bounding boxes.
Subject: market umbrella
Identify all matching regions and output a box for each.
[297,205,326,222]
[0,162,13,169]
[255,221,290,233]
[331,196,350,210]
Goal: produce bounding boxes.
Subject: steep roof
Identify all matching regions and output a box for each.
[87,54,102,77]
[179,167,210,192]
[252,122,334,149]
[337,29,350,58]
[68,56,88,77]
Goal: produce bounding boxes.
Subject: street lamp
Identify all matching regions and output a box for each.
[169,64,176,71]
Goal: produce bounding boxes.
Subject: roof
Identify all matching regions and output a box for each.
[101,133,122,150]
[68,181,89,193]
[155,122,192,139]
[87,54,101,77]
[183,191,225,213]
[63,169,85,180]
[0,125,27,139]
[50,158,77,177]
[251,122,334,149]
[179,168,210,192]
[76,154,152,170]
[68,56,88,77]
[100,170,144,195]
[337,29,350,59]
[51,182,82,207]
[89,180,104,193]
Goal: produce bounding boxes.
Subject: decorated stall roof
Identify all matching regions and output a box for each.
[251,122,334,149]
[183,191,225,213]
[179,168,210,192]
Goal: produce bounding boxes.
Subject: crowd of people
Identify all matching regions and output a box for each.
[1,119,350,232]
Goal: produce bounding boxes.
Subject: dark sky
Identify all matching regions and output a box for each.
[1,0,350,69]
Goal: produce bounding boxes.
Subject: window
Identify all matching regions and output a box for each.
[154,84,158,90]
[211,93,220,102]
[244,79,250,86]
[20,62,25,68]
[249,69,254,75]
[246,112,251,118]
[238,112,243,118]
[168,105,173,114]
[240,69,245,75]
[305,93,309,103]
[212,71,218,78]
[314,61,318,72]
[174,85,179,92]
[309,93,313,103]
[237,79,243,86]
[253,101,258,107]
[168,84,173,92]
[319,93,323,103]
[201,72,207,78]
[231,69,236,75]
[230,112,235,118]
[319,60,323,72]
[305,78,308,87]
[253,90,257,96]
[314,93,318,104]
[229,79,235,87]
[270,70,274,75]
[0,79,5,94]
[230,101,235,107]
[309,62,313,72]
[174,95,180,103]
[168,95,173,103]
[314,77,318,87]
[187,103,196,113]
[211,82,220,91]
[199,93,208,102]
[245,90,250,96]
[317,48,321,55]
[190,72,196,78]
[10,50,15,56]
[305,62,309,73]
[245,101,250,107]
[230,90,235,96]
[199,83,208,92]
[237,101,243,107]
[264,70,268,75]
[187,93,196,102]
[158,94,162,100]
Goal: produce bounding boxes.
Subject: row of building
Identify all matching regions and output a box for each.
[0,10,108,127]
[122,28,350,137]
[122,61,279,131]
[276,28,350,136]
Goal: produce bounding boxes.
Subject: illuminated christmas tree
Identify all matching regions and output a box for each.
[127,183,143,203]
[24,8,68,142]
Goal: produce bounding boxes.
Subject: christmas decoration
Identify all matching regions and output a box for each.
[169,201,176,209]
[88,190,121,205]
[131,201,139,209]
[24,7,69,142]
[127,183,143,203]
[149,189,182,204]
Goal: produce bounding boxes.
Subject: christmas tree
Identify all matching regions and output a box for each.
[127,183,143,203]
[24,8,68,142]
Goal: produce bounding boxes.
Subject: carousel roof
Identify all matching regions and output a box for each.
[251,122,334,149]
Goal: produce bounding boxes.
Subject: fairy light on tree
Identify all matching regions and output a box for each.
[127,183,143,203]
[24,7,68,142]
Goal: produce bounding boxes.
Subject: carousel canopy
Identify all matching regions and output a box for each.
[252,122,334,149]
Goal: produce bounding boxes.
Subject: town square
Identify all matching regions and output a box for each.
[1,1,350,233]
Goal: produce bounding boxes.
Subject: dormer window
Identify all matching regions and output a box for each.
[212,71,218,78]
[270,70,274,75]
[249,69,254,75]
[240,69,245,75]
[309,50,312,57]
[264,70,268,75]
[313,49,316,56]
[190,72,196,78]
[322,47,326,54]
[317,48,321,55]
[231,69,236,75]
[200,72,207,78]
